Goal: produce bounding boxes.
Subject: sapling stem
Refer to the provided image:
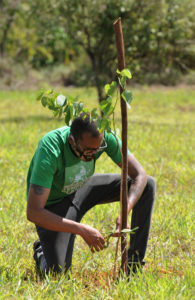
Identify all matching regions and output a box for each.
[114,17,128,275]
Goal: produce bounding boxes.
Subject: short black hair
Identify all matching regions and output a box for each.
[70,113,100,141]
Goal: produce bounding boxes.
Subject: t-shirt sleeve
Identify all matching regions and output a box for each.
[30,141,57,189]
[104,131,130,165]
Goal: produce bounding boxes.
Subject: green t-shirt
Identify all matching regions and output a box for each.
[27,126,130,206]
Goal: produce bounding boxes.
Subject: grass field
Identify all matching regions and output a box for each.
[0,86,194,299]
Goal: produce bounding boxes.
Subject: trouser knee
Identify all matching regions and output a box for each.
[146,176,156,201]
[133,175,156,209]
[146,176,156,195]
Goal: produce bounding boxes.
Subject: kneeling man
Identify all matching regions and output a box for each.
[26,114,155,275]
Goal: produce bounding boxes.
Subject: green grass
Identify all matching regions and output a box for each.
[0,86,194,299]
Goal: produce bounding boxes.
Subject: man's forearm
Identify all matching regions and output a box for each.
[27,207,83,235]
[127,173,147,214]
[27,184,105,252]
[27,206,105,252]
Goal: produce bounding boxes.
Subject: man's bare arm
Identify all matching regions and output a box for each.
[27,184,105,252]
[114,153,147,233]
[118,153,147,214]
[27,184,80,233]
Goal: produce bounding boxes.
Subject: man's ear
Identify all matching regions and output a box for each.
[68,135,74,144]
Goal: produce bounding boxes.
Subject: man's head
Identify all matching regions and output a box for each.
[69,114,106,161]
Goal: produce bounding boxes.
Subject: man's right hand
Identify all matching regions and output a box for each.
[79,224,105,253]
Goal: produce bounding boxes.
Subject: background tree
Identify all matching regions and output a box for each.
[59,0,195,99]
[0,0,21,57]
[0,0,194,94]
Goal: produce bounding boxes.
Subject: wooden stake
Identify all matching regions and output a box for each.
[113,18,128,274]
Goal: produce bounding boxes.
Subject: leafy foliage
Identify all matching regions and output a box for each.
[0,0,194,93]
[37,68,133,131]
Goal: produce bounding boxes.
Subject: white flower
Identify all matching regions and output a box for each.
[55,94,66,106]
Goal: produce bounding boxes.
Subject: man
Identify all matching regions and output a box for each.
[27,114,156,275]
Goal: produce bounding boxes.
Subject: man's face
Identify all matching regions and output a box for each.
[69,131,105,161]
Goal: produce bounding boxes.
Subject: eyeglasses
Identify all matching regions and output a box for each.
[94,138,107,153]
[70,134,107,153]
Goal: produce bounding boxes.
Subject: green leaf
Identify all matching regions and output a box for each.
[53,110,59,117]
[73,100,78,108]
[48,105,55,110]
[96,117,101,130]
[64,105,69,113]
[41,96,47,107]
[116,69,121,75]
[101,117,111,131]
[91,108,98,115]
[121,227,139,234]
[52,93,59,100]
[36,89,44,101]
[121,229,132,233]
[69,105,73,120]
[65,106,71,125]
[121,90,133,108]
[78,102,84,114]
[47,97,56,110]
[121,69,132,79]
[104,84,110,95]
[100,97,112,115]
[106,127,112,133]
[58,108,63,118]
[104,81,117,96]
[91,108,98,119]
[131,226,139,232]
[80,109,89,121]
[118,76,126,89]
[46,89,53,95]
[83,107,89,113]
[72,101,78,116]
[107,105,114,116]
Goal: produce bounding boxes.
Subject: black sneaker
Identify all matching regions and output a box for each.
[33,240,46,277]
[33,240,43,265]
[33,240,41,251]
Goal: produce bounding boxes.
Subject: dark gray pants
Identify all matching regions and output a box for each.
[35,174,156,273]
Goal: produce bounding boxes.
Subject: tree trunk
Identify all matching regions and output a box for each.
[87,49,104,104]
[114,17,128,275]
[0,4,18,57]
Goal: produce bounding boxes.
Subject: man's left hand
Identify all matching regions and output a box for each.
[111,215,130,237]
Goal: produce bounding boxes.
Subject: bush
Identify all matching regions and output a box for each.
[0,0,194,89]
